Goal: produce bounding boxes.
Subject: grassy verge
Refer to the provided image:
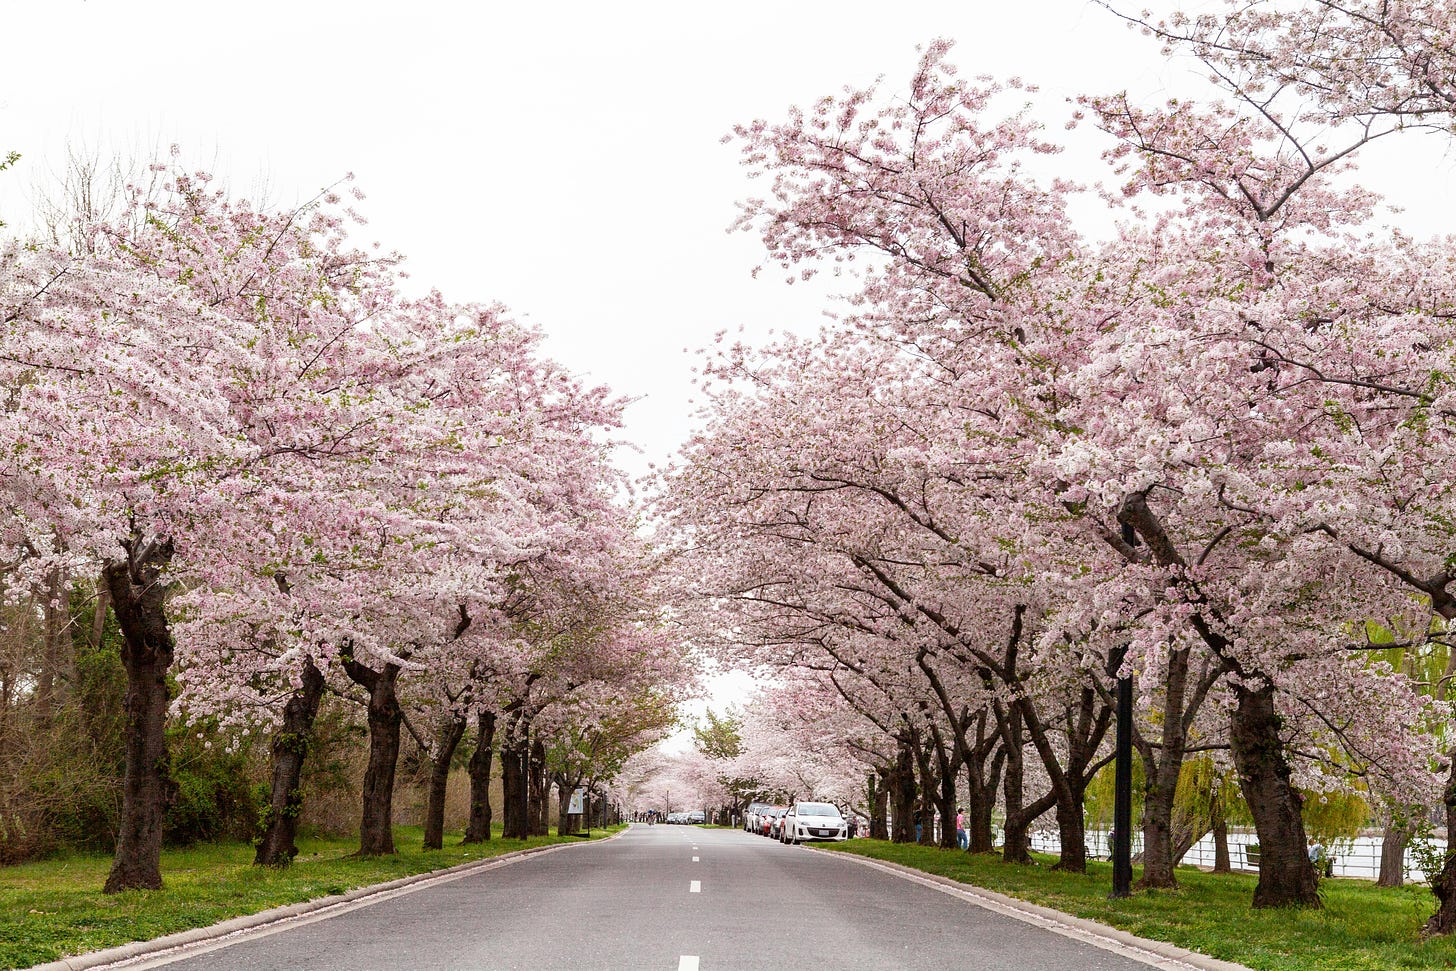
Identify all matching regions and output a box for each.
[0,824,624,970]
[818,840,1456,971]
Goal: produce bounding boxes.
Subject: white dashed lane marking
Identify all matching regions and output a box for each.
[678,957,700,971]
[689,880,701,893]
[692,856,699,862]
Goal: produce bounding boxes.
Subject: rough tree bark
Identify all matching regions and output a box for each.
[870,770,889,840]
[1129,645,1203,889]
[888,734,916,843]
[928,725,960,849]
[1423,759,1456,935]
[1377,817,1411,888]
[556,773,585,836]
[1212,790,1231,873]
[423,715,467,851]
[1230,681,1320,908]
[1110,497,1227,890]
[254,658,325,866]
[910,729,941,847]
[501,732,529,840]
[462,711,496,843]
[102,539,178,894]
[529,738,549,836]
[1000,702,1028,864]
[968,747,1005,853]
[965,721,1004,853]
[1019,684,1111,874]
[341,653,403,857]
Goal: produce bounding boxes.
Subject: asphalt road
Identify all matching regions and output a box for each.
[134,825,1168,971]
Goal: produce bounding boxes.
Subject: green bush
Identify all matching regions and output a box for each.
[165,730,264,846]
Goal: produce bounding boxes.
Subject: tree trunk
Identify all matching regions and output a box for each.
[936,753,958,849]
[1134,642,1211,890]
[889,736,916,843]
[1173,819,1213,866]
[36,566,69,726]
[342,656,403,857]
[1139,748,1181,889]
[1053,793,1087,873]
[557,775,580,836]
[89,574,111,650]
[501,734,529,840]
[966,747,1003,853]
[254,658,325,866]
[870,770,889,840]
[1000,705,1033,865]
[423,715,467,851]
[1426,759,1456,935]
[462,711,496,843]
[1377,818,1410,888]
[102,544,177,894]
[529,738,549,835]
[1212,802,1231,874]
[995,701,1058,867]
[912,735,938,847]
[1230,682,1319,908]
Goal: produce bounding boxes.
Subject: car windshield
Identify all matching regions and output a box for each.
[797,803,841,817]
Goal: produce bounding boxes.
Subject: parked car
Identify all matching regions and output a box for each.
[744,802,771,833]
[767,807,790,840]
[686,810,706,825]
[760,806,783,837]
[778,805,796,843]
[781,801,848,844]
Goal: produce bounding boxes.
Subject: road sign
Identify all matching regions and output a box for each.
[569,788,585,814]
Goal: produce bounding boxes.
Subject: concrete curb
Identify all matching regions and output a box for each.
[818,849,1253,971]
[24,826,631,971]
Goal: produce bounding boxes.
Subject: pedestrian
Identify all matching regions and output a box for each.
[956,808,968,850]
[847,815,859,839]
[913,807,924,843]
[1308,838,1332,878]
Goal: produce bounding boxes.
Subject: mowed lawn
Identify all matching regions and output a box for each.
[0,824,622,971]
[821,840,1456,971]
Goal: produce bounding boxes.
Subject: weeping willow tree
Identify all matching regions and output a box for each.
[1085,756,1243,869]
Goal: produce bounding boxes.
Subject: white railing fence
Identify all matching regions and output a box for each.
[1028,829,1443,883]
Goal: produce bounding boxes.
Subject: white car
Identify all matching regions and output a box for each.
[744,802,770,833]
[780,801,848,844]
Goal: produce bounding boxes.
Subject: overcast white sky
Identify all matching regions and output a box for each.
[5,0,1454,735]
[5,1,1452,479]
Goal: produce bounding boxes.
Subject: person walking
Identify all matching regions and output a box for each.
[956,808,968,850]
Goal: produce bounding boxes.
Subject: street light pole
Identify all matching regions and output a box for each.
[1109,522,1136,900]
[1109,643,1133,899]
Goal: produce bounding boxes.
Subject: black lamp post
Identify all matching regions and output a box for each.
[1109,519,1137,899]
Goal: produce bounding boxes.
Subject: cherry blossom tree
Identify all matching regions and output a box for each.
[702,35,1445,911]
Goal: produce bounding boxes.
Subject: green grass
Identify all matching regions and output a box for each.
[819,840,1456,971]
[0,824,623,970]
